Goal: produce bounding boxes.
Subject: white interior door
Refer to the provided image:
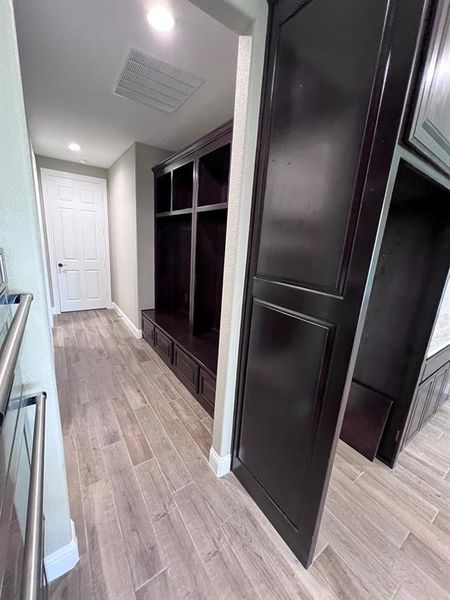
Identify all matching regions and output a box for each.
[43,171,110,312]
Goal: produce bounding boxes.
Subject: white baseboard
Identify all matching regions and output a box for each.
[209,447,231,477]
[45,520,79,582]
[112,302,142,338]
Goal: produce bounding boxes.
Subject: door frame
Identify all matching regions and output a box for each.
[41,168,112,314]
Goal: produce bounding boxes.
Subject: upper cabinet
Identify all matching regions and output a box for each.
[409,0,450,174]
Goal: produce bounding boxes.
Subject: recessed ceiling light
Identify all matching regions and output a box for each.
[68,142,81,152]
[147,6,175,32]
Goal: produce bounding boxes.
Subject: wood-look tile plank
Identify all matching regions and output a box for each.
[330,466,410,547]
[201,414,214,435]
[364,460,440,524]
[162,417,235,524]
[135,405,191,492]
[433,510,450,538]
[392,462,450,514]
[183,418,212,459]
[174,482,256,600]
[403,445,449,478]
[332,452,365,482]
[402,533,450,593]
[135,458,174,522]
[75,403,107,488]
[83,480,135,600]
[310,545,373,600]
[168,396,199,426]
[397,450,450,493]
[63,434,87,555]
[221,488,339,600]
[355,469,438,526]
[53,310,450,600]
[135,569,179,600]
[114,366,147,410]
[56,378,75,437]
[318,509,397,600]
[153,506,219,600]
[93,398,122,448]
[102,441,163,589]
[325,485,447,600]
[393,587,417,600]
[220,513,296,600]
[136,370,178,426]
[110,393,152,465]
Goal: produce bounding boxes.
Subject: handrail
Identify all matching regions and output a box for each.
[0,293,33,424]
[21,392,46,600]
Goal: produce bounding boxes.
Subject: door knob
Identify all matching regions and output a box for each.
[57,262,64,267]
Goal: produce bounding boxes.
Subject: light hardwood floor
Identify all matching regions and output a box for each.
[49,309,450,600]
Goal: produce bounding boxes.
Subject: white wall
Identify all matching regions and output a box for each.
[34,155,108,308]
[0,0,72,557]
[108,142,170,329]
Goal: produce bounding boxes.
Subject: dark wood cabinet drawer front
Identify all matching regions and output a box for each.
[404,378,434,444]
[154,327,173,364]
[198,369,216,408]
[142,317,155,344]
[173,346,199,392]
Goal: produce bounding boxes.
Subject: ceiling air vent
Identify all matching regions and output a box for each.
[114,48,205,113]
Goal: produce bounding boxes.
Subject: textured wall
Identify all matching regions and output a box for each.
[108,144,139,325]
[35,155,108,307]
[108,142,169,328]
[0,0,72,555]
[212,3,268,465]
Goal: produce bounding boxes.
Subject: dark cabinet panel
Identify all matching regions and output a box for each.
[409,0,450,174]
[340,382,392,461]
[142,316,155,345]
[238,301,332,526]
[154,327,173,365]
[422,365,448,423]
[198,369,216,410]
[257,0,387,293]
[404,378,434,443]
[151,123,231,414]
[173,345,199,393]
[141,311,217,417]
[233,0,425,568]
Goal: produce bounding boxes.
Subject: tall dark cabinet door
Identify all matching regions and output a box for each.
[232,0,425,567]
[409,0,450,174]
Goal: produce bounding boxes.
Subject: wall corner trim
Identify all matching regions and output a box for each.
[112,302,142,338]
[209,447,231,477]
[44,519,79,582]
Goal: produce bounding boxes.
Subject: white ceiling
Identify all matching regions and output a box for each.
[14,0,238,168]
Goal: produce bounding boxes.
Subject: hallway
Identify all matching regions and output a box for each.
[49,310,450,600]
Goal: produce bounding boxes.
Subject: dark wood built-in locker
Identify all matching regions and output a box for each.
[142,123,232,416]
[233,0,430,568]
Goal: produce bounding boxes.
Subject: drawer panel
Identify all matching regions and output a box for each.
[198,369,216,409]
[154,327,173,365]
[142,317,155,345]
[173,346,199,393]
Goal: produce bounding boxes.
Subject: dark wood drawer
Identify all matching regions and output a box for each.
[142,317,155,344]
[198,369,216,409]
[173,346,199,393]
[154,327,173,365]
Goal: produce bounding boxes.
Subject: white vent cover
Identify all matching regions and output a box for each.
[114,48,205,113]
